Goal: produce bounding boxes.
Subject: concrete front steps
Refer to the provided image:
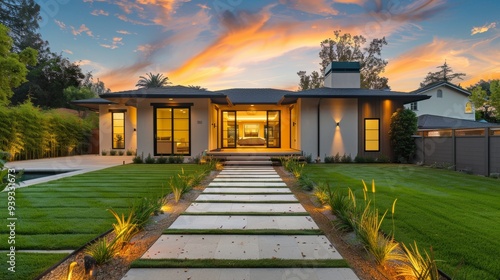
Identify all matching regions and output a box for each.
[123,164,359,280]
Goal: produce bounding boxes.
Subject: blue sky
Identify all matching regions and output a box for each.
[36,0,499,92]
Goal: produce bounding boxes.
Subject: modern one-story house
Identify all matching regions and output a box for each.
[73,62,430,161]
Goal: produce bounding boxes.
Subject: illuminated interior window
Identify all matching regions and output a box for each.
[112,112,125,149]
[156,107,190,155]
[365,119,379,152]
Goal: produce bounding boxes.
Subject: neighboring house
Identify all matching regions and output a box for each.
[405,81,475,120]
[73,62,429,161]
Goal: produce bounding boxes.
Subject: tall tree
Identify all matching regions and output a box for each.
[0,23,37,105]
[420,61,466,88]
[468,79,500,122]
[298,30,389,90]
[297,71,321,91]
[12,53,85,108]
[0,0,45,52]
[136,73,171,89]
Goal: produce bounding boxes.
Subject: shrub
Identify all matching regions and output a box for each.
[340,153,352,163]
[156,156,168,164]
[168,155,176,164]
[304,154,313,164]
[109,150,117,156]
[84,238,118,265]
[132,155,143,164]
[324,155,335,163]
[376,155,390,163]
[101,150,108,156]
[390,108,418,163]
[144,153,156,164]
[298,174,314,191]
[174,155,184,163]
[126,149,134,156]
[354,155,365,163]
[118,150,124,156]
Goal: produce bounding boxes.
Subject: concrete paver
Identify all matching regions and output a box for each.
[185,202,307,213]
[203,187,291,193]
[170,215,319,230]
[142,235,342,260]
[208,182,287,187]
[123,268,359,280]
[196,194,297,202]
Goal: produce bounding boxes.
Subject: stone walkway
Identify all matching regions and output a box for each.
[123,164,359,280]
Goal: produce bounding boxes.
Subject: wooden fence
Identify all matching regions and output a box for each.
[414,127,500,176]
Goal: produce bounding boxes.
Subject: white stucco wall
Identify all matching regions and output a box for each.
[324,72,361,88]
[99,104,137,154]
[134,98,210,159]
[405,86,475,120]
[299,98,358,161]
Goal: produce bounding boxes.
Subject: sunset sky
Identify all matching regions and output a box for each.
[38,0,499,92]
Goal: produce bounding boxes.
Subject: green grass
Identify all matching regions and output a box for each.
[304,164,500,280]
[0,253,69,280]
[131,258,349,268]
[0,164,204,279]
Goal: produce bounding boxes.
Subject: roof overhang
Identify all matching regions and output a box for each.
[71,98,117,111]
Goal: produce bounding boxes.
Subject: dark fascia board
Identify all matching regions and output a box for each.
[100,86,226,99]
[283,88,431,104]
[412,81,471,96]
[71,98,117,111]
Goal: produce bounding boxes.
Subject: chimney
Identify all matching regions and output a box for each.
[324,62,360,88]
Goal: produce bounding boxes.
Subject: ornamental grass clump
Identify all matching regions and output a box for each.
[396,241,440,280]
[168,169,192,203]
[108,209,138,247]
[84,237,118,265]
[130,196,161,229]
[313,182,330,205]
[331,188,359,232]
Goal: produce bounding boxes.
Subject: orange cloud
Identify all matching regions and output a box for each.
[386,35,500,91]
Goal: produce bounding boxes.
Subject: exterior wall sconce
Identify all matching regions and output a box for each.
[212,123,216,128]
[336,122,340,127]
[133,128,137,131]
[292,122,296,126]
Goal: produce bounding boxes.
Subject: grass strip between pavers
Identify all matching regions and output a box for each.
[0,253,69,280]
[131,258,349,269]
[163,229,323,235]
[181,212,309,216]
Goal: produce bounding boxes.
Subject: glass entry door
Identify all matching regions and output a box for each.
[222,111,236,148]
[266,111,280,148]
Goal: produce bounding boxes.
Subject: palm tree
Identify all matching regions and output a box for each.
[136,73,171,88]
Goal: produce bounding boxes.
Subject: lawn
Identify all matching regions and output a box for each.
[0,163,205,280]
[304,164,500,280]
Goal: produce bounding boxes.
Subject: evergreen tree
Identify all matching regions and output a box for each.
[420,61,466,88]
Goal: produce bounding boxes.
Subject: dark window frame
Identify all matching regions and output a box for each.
[153,104,192,156]
[110,110,126,149]
[364,118,380,152]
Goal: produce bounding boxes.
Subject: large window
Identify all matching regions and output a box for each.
[155,107,190,155]
[112,112,125,149]
[365,119,379,152]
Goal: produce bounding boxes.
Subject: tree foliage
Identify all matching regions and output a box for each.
[297,71,321,91]
[12,53,86,108]
[420,61,466,88]
[136,73,171,88]
[0,23,37,105]
[389,108,418,163]
[298,30,389,90]
[0,0,45,52]
[468,79,500,122]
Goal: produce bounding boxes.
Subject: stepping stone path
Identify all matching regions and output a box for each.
[123,161,359,280]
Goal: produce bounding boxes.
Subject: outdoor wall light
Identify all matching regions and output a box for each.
[336,122,340,127]
[133,128,137,131]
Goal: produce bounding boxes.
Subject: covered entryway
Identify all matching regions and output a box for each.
[221,110,281,149]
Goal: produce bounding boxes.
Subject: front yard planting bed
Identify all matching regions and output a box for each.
[304,164,500,280]
[0,164,205,280]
